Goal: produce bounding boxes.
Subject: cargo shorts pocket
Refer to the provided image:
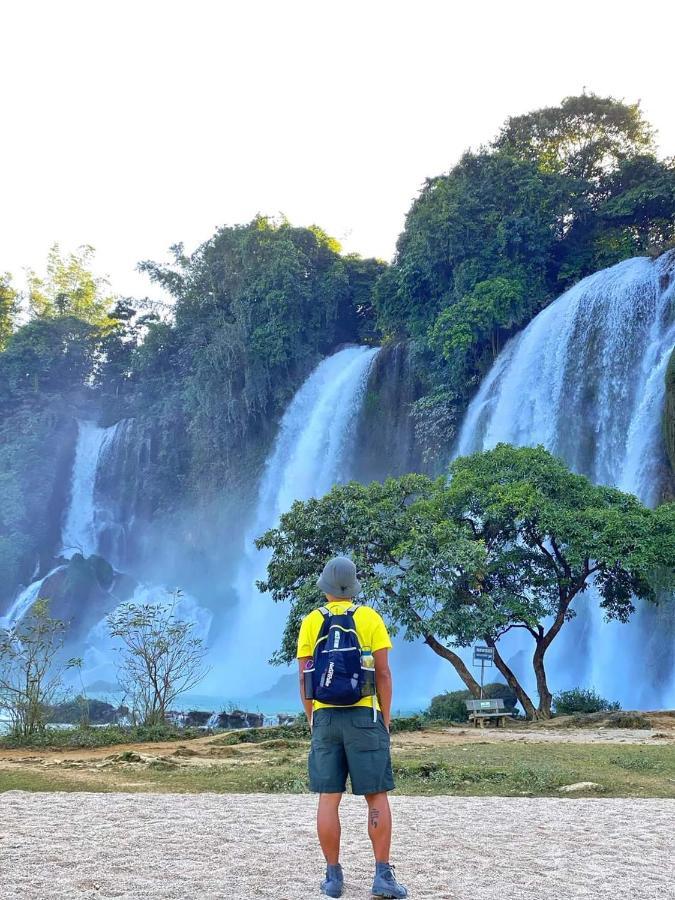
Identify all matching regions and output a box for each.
[351,718,389,751]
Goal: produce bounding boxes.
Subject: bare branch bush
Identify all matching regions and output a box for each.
[106,591,210,726]
[0,600,67,737]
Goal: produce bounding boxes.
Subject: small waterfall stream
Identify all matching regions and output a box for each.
[455,252,675,708]
[1,422,120,629]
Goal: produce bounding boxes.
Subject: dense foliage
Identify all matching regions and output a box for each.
[376,93,675,457]
[256,445,675,718]
[0,273,18,351]
[552,688,621,715]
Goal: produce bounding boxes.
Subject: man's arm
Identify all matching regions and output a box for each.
[373,648,393,730]
[298,657,314,725]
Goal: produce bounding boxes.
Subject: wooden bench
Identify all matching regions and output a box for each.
[465,698,514,728]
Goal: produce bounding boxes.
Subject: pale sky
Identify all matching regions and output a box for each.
[2,0,674,301]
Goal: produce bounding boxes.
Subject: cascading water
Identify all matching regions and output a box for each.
[456,252,675,708]
[208,345,380,700]
[0,422,120,629]
[0,572,64,630]
[60,421,121,558]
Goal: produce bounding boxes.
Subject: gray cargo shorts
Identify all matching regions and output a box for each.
[308,706,395,795]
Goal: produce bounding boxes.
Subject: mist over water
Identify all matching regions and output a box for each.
[456,252,675,708]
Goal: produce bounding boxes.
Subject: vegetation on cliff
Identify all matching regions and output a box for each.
[0,225,382,598]
[375,94,675,456]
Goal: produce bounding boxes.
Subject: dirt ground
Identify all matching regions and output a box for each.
[1,791,673,899]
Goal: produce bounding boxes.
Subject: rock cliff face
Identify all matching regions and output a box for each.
[0,407,77,605]
[353,343,429,482]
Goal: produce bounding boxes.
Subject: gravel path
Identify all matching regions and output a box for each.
[0,792,673,899]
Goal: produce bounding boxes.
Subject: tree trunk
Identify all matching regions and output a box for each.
[533,642,553,718]
[423,633,482,696]
[485,636,539,720]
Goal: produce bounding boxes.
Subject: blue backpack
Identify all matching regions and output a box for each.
[305,604,375,706]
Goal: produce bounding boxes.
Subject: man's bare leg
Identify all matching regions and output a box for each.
[365,791,392,862]
[317,792,342,864]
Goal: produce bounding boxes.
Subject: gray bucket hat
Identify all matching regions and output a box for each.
[317,556,362,599]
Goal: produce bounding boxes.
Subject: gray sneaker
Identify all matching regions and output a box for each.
[372,862,408,898]
[321,863,344,898]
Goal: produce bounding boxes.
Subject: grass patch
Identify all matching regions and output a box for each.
[550,711,653,730]
[0,724,201,750]
[2,728,673,798]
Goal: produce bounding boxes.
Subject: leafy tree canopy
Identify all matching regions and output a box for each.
[257,444,675,718]
[27,244,115,326]
[135,216,384,490]
[494,93,655,183]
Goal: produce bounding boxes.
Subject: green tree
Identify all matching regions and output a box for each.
[27,243,114,325]
[0,273,19,350]
[376,95,675,461]
[429,276,526,383]
[0,315,98,404]
[256,445,675,719]
[494,93,655,183]
[136,216,382,497]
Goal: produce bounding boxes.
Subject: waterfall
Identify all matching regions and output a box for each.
[456,252,675,708]
[208,345,380,700]
[60,421,121,558]
[0,573,60,630]
[1,421,120,629]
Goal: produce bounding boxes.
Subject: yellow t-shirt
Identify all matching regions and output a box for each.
[296,600,392,711]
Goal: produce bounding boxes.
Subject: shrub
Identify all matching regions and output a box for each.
[553,688,621,715]
[389,715,425,733]
[214,722,311,745]
[428,691,470,722]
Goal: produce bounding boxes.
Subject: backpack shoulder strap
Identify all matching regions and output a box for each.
[312,607,332,655]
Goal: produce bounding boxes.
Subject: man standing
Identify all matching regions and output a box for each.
[297,556,408,899]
